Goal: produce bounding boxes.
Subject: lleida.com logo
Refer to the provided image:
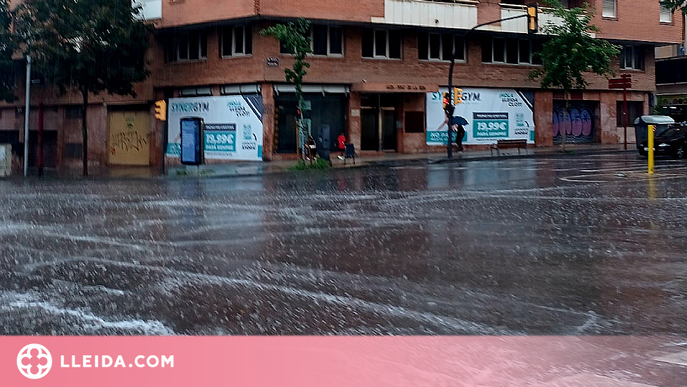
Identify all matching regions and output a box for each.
[17,343,53,379]
[17,343,174,379]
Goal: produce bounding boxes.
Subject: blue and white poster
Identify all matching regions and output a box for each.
[167,95,264,161]
[426,88,535,146]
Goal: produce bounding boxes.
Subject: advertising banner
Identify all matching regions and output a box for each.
[167,95,263,161]
[426,88,535,146]
[2,337,677,387]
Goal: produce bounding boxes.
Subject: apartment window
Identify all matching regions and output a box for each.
[482,37,542,65]
[616,101,643,127]
[165,30,207,62]
[602,0,616,18]
[221,25,252,57]
[619,45,644,70]
[560,0,585,7]
[660,5,673,23]
[362,29,402,59]
[280,26,343,56]
[312,25,343,56]
[65,106,83,120]
[418,32,465,61]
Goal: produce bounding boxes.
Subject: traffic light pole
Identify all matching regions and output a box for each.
[446,12,533,159]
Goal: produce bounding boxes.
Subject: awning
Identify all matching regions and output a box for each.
[351,82,439,93]
[221,84,261,95]
[273,85,350,95]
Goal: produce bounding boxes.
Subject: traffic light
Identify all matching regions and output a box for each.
[154,100,166,121]
[442,92,450,109]
[527,3,538,34]
[453,88,463,105]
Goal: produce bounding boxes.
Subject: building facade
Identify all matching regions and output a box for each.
[656,12,687,123]
[1,0,684,169]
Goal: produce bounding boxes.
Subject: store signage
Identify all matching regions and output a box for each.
[426,88,535,146]
[167,95,264,161]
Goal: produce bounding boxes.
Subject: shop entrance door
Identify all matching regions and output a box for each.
[360,94,397,152]
[381,108,396,151]
[108,111,150,165]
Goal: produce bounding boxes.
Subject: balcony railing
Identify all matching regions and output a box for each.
[133,0,162,21]
[371,0,478,30]
[500,4,566,35]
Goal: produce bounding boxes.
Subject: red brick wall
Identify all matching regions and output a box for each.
[478,0,503,27]
[592,0,684,44]
[152,24,658,93]
[159,0,256,28]
[259,0,384,22]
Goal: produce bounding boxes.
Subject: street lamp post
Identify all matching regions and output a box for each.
[23,54,31,177]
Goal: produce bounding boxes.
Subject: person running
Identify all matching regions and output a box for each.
[454,124,465,151]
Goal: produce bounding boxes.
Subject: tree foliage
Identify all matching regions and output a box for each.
[15,0,153,175]
[530,1,621,91]
[15,0,152,97]
[261,18,312,156]
[0,0,16,102]
[660,0,687,14]
[261,18,312,111]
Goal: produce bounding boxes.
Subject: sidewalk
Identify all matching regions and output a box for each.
[12,144,632,180]
[165,143,631,179]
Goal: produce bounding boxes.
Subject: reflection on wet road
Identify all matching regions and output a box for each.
[0,153,686,335]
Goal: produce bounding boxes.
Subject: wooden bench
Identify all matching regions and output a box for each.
[490,139,528,156]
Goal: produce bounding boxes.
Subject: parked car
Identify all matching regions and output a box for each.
[639,124,687,159]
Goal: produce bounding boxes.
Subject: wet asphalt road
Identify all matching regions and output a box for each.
[0,153,686,336]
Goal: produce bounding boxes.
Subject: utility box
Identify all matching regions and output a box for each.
[0,144,11,177]
[634,115,675,155]
[317,124,331,161]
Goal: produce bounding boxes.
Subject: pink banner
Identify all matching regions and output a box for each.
[3,337,686,386]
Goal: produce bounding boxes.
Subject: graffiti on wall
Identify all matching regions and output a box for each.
[552,103,596,143]
[108,112,150,165]
[111,130,148,153]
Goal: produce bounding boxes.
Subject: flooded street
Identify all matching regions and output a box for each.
[1,153,686,336]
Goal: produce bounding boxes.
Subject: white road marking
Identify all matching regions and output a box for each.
[653,350,687,367]
[538,373,656,387]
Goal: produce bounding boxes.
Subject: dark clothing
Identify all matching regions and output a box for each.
[454,125,465,151]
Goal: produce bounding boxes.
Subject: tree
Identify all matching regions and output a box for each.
[15,0,152,175]
[0,0,16,103]
[660,0,687,14]
[260,18,312,160]
[530,1,621,151]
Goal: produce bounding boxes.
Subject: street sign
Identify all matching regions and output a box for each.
[608,74,632,89]
[609,74,632,150]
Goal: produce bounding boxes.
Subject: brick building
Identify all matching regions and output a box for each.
[655,14,687,123]
[1,0,684,169]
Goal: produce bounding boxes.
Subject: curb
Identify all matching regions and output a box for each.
[366,148,633,168]
[1,148,637,181]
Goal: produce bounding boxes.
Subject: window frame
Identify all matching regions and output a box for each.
[660,5,673,23]
[619,45,645,71]
[311,25,344,57]
[166,31,208,63]
[418,32,465,62]
[221,25,252,58]
[363,29,402,60]
[483,37,541,66]
[602,0,617,19]
[280,25,344,57]
[616,101,643,127]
